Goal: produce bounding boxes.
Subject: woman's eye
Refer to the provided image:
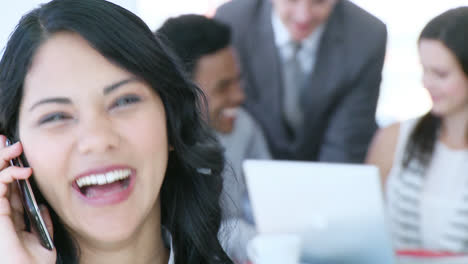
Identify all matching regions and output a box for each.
[434,71,448,78]
[429,68,448,78]
[38,112,71,125]
[111,95,142,109]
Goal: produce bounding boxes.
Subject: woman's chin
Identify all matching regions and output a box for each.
[430,105,458,118]
[429,103,448,115]
[67,214,140,245]
[81,224,139,245]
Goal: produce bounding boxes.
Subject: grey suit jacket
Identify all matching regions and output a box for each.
[215,0,387,162]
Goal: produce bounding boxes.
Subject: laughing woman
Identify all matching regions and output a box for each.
[0,0,233,263]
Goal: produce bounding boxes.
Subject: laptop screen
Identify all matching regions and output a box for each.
[243,159,395,264]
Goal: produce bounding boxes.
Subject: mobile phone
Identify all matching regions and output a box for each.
[5,139,54,250]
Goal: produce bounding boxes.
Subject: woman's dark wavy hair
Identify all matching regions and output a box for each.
[403,7,468,170]
[0,0,233,263]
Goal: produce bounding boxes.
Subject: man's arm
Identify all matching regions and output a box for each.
[318,30,387,163]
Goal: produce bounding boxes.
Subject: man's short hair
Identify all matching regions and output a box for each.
[156,14,232,76]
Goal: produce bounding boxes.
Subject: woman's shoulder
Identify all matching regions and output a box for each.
[368,122,400,156]
[374,117,421,147]
[399,117,422,135]
[366,117,423,181]
[366,122,401,182]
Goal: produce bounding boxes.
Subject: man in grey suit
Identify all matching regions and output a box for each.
[216,0,387,162]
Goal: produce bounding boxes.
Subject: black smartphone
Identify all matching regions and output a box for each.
[5,139,54,250]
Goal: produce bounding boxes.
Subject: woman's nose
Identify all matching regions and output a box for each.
[77,115,120,155]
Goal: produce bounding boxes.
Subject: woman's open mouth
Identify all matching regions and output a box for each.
[72,166,136,206]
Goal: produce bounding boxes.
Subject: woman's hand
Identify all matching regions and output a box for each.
[0,135,56,264]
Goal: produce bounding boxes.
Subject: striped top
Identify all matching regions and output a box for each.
[386,118,468,252]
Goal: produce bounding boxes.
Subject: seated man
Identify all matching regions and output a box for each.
[157,16,270,260]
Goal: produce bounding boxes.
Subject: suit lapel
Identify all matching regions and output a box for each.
[295,2,346,145]
[244,1,283,109]
[241,0,297,152]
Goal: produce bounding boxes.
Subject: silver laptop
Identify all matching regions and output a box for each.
[243,160,395,264]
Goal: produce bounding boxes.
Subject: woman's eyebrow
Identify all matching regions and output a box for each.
[29,97,71,111]
[103,77,139,95]
[29,77,140,111]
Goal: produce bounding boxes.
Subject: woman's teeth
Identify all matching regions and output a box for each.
[76,169,131,188]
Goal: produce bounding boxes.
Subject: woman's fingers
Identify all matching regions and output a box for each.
[0,138,31,200]
[0,143,32,258]
[0,182,7,198]
[0,136,56,262]
[0,167,31,217]
[0,198,25,258]
[10,183,26,232]
[0,166,32,186]
[0,137,25,171]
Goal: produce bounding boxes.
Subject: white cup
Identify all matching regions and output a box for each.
[247,233,302,264]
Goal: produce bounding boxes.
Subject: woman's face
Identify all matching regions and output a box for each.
[419,39,468,117]
[18,32,169,245]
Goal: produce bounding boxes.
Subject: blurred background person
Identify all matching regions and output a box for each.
[157,15,271,262]
[215,0,387,162]
[367,6,468,254]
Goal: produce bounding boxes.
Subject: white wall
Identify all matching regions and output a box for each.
[0,0,46,57]
[137,0,228,32]
[0,0,137,58]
